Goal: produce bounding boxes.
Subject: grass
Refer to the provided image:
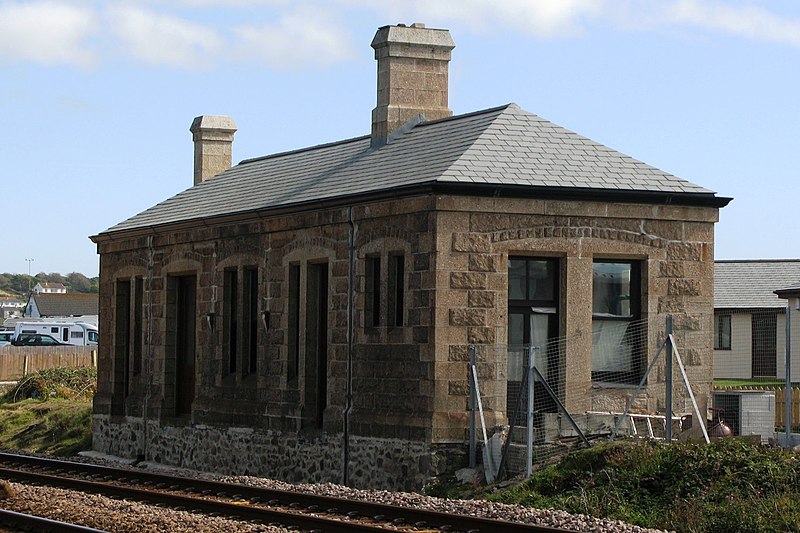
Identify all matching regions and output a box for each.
[714,378,794,388]
[487,439,800,533]
[0,367,95,456]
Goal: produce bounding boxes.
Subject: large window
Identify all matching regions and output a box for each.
[591,261,643,384]
[714,313,731,351]
[507,257,560,415]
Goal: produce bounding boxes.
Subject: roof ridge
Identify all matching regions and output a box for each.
[239,134,370,167]
[236,104,518,167]
[414,103,516,130]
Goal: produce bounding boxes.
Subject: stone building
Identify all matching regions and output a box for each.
[90,24,730,490]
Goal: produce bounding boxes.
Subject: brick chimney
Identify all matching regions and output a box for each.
[371,23,455,146]
[190,115,237,185]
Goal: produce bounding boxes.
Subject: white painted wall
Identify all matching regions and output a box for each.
[714,313,752,379]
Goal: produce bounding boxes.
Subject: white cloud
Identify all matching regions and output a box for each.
[0,1,98,66]
[234,6,354,68]
[666,0,800,47]
[350,0,606,38]
[106,4,224,68]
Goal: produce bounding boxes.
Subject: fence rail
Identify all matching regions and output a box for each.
[0,346,96,381]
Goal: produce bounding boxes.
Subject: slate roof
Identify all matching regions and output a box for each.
[715,260,800,309]
[98,103,727,237]
[30,293,99,317]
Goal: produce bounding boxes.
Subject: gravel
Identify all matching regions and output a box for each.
[0,452,671,533]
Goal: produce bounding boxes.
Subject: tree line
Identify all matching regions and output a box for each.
[0,272,99,299]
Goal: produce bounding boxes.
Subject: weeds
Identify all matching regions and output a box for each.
[488,439,800,532]
[3,367,97,403]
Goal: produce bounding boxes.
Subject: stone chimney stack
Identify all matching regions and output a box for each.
[190,115,237,185]
[371,23,455,146]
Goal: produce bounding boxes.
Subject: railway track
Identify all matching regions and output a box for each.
[0,453,571,533]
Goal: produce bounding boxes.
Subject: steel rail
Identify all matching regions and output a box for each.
[0,453,570,533]
[0,508,109,533]
[0,466,389,533]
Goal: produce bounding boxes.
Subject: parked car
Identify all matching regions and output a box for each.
[0,331,13,346]
[11,334,70,347]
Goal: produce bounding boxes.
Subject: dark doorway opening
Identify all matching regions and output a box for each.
[304,263,328,429]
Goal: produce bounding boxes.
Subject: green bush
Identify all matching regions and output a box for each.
[489,439,800,532]
[3,367,97,403]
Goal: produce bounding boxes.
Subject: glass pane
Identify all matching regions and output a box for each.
[529,313,549,373]
[591,320,632,373]
[593,262,632,317]
[508,313,525,381]
[508,259,526,300]
[528,260,555,301]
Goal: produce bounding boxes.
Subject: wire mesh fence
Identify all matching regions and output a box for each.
[713,307,800,438]
[468,309,800,482]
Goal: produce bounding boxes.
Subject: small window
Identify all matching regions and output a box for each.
[243,267,259,376]
[71,331,84,338]
[288,264,300,381]
[714,313,731,350]
[51,327,58,334]
[224,269,239,374]
[388,253,404,328]
[365,256,381,328]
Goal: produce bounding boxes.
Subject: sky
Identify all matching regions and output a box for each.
[1,0,798,278]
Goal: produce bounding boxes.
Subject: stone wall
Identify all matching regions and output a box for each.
[93,191,719,490]
[431,195,718,442]
[93,416,441,491]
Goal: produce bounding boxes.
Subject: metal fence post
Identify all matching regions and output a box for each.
[526,345,535,478]
[786,305,792,448]
[469,344,477,468]
[665,315,673,443]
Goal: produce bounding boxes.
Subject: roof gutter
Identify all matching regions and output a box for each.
[90,181,732,243]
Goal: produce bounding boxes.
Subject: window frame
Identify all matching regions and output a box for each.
[590,260,644,385]
[713,313,732,351]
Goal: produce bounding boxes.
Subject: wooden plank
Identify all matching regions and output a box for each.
[0,346,95,381]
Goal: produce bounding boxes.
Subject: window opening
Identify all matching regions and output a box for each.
[243,267,259,376]
[714,313,731,351]
[114,280,131,407]
[288,264,300,381]
[223,269,238,374]
[365,256,381,328]
[507,257,560,417]
[591,261,643,384]
[388,253,404,327]
[304,263,328,429]
[168,275,196,417]
[133,277,143,375]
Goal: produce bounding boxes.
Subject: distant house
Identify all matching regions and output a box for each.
[33,282,67,294]
[25,292,99,322]
[0,297,25,321]
[714,260,800,381]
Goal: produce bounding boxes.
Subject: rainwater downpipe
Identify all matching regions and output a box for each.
[343,206,356,486]
[785,304,792,448]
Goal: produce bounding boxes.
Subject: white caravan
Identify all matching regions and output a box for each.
[13,321,98,346]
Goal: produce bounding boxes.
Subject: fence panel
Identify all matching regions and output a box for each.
[775,388,800,432]
[0,346,96,381]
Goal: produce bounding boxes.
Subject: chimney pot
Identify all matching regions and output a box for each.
[370,24,455,146]
[190,115,237,185]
